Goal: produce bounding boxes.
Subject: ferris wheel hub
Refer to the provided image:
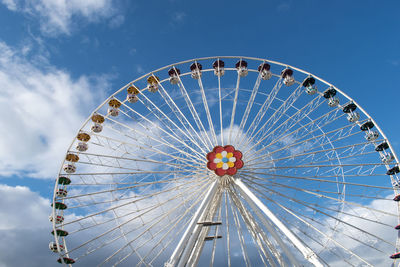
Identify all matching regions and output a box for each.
[206,145,243,176]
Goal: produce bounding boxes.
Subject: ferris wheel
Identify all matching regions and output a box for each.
[50,56,400,266]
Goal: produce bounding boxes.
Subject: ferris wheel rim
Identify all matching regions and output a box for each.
[51,55,400,266]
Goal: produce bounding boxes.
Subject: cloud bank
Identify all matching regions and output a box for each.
[0,184,55,267]
[1,0,122,35]
[0,41,109,178]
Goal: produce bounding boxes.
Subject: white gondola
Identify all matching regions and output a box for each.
[76,142,88,152]
[213,60,225,77]
[63,164,76,174]
[305,85,317,95]
[56,188,68,197]
[148,84,158,92]
[168,68,180,85]
[327,96,339,107]
[91,114,104,133]
[382,153,395,164]
[108,107,119,117]
[49,242,64,252]
[347,112,360,122]
[108,99,121,117]
[281,68,295,86]
[49,214,64,224]
[147,76,159,93]
[190,63,202,79]
[284,75,295,86]
[303,76,317,95]
[365,130,379,141]
[91,123,103,133]
[261,70,272,80]
[75,132,90,152]
[258,63,272,80]
[235,60,248,77]
[126,85,140,103]
[126,94,138,103]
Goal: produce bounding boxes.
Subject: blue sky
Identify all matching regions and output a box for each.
[0,0,399,266]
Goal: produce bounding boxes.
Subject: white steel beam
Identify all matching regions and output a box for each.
[185,191,223,267]
[234,178,324,267]
[165,180,218,267]
[234,183,299,267]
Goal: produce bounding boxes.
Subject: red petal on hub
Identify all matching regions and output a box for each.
[233,150,243,159]
[215,168,226,176]
[226,167,237,175]
[224,145,235,153]
[235,159,244,169]
[207,162,217,170]
[214,146,224,153]
[207,152,216,161]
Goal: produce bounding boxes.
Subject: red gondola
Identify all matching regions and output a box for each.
[57,257,75,264]
[390,252,400,259]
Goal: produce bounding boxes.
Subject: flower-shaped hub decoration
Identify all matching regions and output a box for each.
[207,145,244,176]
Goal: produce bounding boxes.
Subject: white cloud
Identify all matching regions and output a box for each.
[171,11,186,22]
[129,48,137,56]
[135,64,144,74]
[308,195,397,266]
[0,184,134,266]
[0,184,55,266]
[0,184,114,266]
[0,184,49,229]
[0,41,109,178]
[109,14,125,29]
[1,0,17,10]
[388,59,400,67]
[1,0,121,35]
[169,11,186,26]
